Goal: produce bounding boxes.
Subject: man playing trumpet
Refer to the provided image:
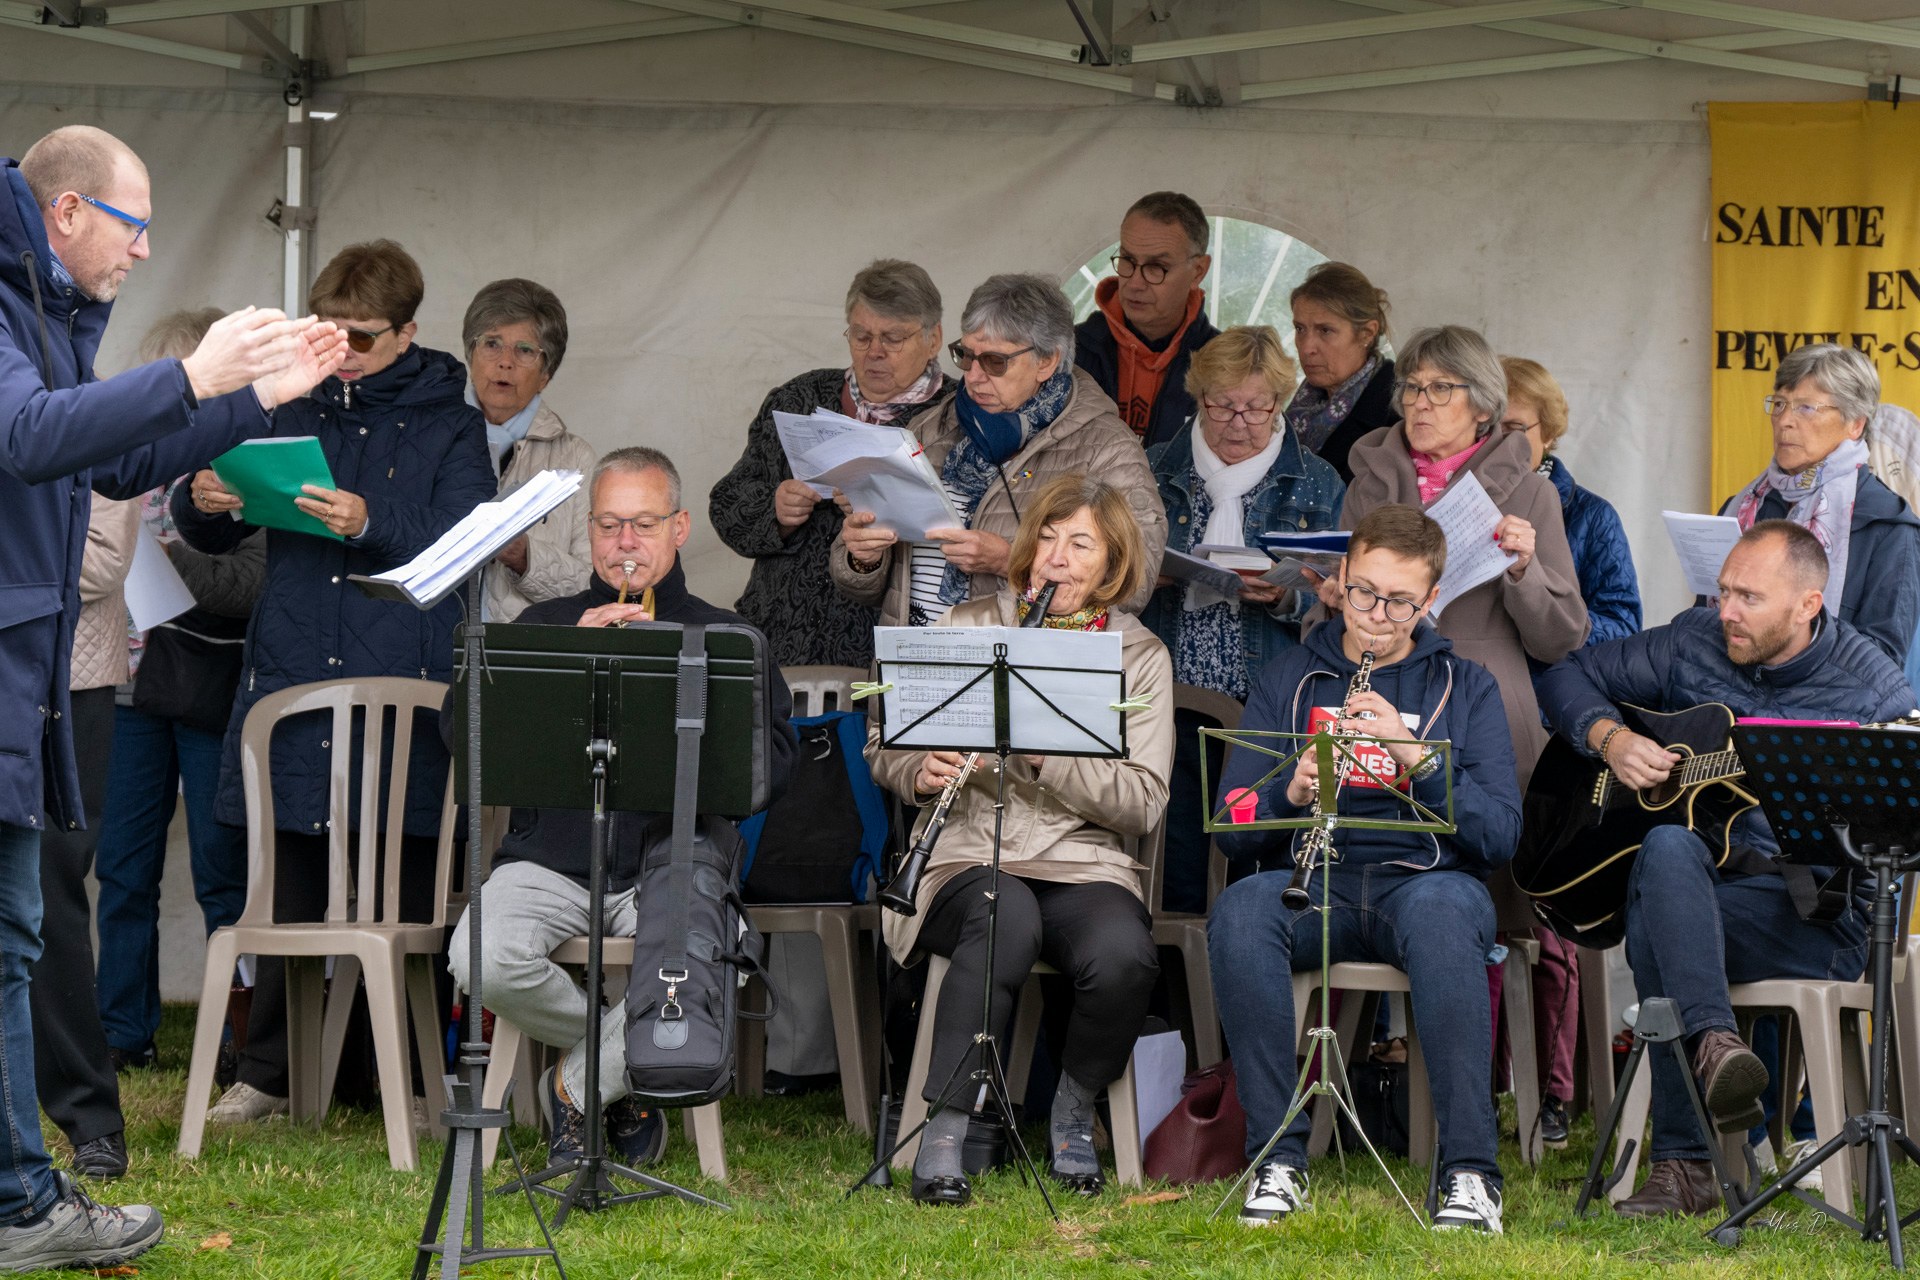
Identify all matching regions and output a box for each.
[1208,505,1521,1233]
[444,446,795,1169]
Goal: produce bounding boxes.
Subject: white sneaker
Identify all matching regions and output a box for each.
[206,1082,289,1125]
[1781,1137,1825,1194]
[1239,1162,1309,1226]
[1432,1170,1504,1233]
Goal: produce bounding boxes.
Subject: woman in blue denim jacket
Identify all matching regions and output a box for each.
[1140,327,1344,911]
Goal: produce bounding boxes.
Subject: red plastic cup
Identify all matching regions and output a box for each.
[1225,787,1259,824]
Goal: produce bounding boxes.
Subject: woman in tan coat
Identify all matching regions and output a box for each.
[834,273,1167,625]
[1325,325,1588,786]
[868,474,1173,1206]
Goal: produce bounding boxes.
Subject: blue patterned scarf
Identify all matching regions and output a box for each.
[937,365,1075,604]
[1285,353,1382,455]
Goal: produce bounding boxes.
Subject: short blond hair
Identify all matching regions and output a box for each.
[19,125,145,208]
[1184,325,1298,404]
[138,307,224,364]
[1007,474,1147,616]
[1500,355,1570,452]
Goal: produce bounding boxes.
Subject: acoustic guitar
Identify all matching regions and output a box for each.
[1513,702,1756,948]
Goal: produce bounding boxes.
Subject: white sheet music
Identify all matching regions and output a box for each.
[774,410,961,541]
[1662,510,1743,598]
[367,469,582,606]
[875,625,1126,754]
[1424,471,1517,618]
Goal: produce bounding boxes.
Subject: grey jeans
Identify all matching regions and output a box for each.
[447,858,636,1108]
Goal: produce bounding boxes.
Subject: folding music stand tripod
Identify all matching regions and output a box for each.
[1707,722,1920,1269]
[845,628,1130,1215]
[1197,724,1454,1225]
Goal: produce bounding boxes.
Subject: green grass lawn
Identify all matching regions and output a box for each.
[43,1006,1919,1279]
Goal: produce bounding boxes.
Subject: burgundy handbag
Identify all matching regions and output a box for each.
[1142,1058,1248,1184]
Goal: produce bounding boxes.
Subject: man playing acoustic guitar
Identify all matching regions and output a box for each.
[1537,519,1913,1217]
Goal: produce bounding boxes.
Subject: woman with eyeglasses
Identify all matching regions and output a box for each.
[833,273,1167,627]
[711,260,955,668]
[1287,262,1400,484]
[1322,324,1586,787]
[1139,326,1343,912]
[1715,342,1920,666]
[172,239,495,1127]
[463,278,597,622]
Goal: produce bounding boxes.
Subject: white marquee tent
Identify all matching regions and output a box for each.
[4,0,1918,990]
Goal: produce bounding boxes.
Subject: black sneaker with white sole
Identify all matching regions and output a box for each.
[1539,1093,1570,1149]
[0,1171,162,1273]
[1432,1170,1503,1233]
[1239,1161,1309,1226]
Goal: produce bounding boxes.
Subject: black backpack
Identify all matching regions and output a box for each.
[738,710,889,904]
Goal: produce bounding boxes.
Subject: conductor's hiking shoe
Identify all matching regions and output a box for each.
[0,1171,162,1273]
[1238,1162,1308,1226]
[206,1081,288,1125]
[1432,1170,1504,1233]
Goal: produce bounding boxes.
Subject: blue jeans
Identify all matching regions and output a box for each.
[1624,825,1868,1162]
[0,823,55,1222]
[92,705,247,1055]
[1208,862,1503,1185]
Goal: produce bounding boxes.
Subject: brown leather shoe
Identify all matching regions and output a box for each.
[1692,1028,1768,1133]
[1615,1158,1720,1218]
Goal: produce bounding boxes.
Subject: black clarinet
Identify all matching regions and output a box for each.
[1282,648,1376,910]
[878,582,1056,916]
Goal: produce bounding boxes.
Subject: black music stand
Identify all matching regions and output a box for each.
[844,627,1130,1214]
[442,619,771,1233]
[1707,723,1920,1268]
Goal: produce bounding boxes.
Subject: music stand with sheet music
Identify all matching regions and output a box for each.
[448,619,771,1232]
[1707,722,1920,1268]
[844,626,1131,1214]
[1196,724,1455,1226]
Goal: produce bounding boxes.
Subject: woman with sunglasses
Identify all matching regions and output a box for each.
[172,238,495,1128]
[833,273,1166,627]
[712,259,955,667]
[1320,324,1586,789]
[1139,325,1343,913]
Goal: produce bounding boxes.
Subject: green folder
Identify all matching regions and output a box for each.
[209,437,342,542]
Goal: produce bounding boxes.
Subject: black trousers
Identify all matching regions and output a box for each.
[30,686,123,1145]
[236,830,438,1097]
[916,868,1157,1104]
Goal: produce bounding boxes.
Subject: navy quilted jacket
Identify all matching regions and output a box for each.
[172,345,493,837]
[1541,455,1641,647]
[1537,606,1915,855]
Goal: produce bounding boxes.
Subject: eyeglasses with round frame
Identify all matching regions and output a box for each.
[1110,252,1199,286]
[342,324,394,354]
[52,193,149,246]
[590,511,680,538]
[947,340,1035,377]
[1344,581,1422,623]
[1201,396,1276,426]
[844,325,924,354]
[1762,395,1842,422]
[1394,379,1468,407]
[474,334,545,367]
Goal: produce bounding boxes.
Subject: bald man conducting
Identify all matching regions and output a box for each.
[0,125,346,1270]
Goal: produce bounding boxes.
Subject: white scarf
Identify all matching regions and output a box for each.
[1186,418,1284,612]
[1729,435,1868,617]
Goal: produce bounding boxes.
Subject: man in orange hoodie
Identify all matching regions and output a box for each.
[1073,191,1218,449]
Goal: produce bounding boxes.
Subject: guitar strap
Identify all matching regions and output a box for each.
[1724,844,1856,925]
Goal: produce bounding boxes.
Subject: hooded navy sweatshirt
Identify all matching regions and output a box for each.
[1215,615,1521,878]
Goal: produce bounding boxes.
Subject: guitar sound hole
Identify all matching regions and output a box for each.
[1644,777,1682,806]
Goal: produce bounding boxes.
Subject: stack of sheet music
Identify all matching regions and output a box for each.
[774,408,961,542]
[362,469,583,607]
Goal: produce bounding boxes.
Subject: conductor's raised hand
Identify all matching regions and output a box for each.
[255,318,349,411]
[177,308,309,403]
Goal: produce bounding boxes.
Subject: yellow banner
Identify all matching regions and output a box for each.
[1710,102,1920,504]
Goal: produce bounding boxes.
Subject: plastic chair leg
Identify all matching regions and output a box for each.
[1505,948,1545,1167]
[1801,993,1855,1217]
[317,953,362,1125]
[1004,974,1046,1103]
[817,913,874,1134]
[686,1104,727,1183]
[361,948,420,1171]
[1578,945,1617,1119]
[892,957,947,1171]
[1108,1054,1143,1186]
[1607,1064,1652,1206]
[479,1015,526,1170]
[286,957,327,1126]
[178,931,243,1158]
[405,955,448,1141]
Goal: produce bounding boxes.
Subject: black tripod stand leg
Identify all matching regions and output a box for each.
[1575,1041,1650,1218]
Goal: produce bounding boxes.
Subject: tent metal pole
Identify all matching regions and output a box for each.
[1120,0,1616,63]
[282,6,311,318]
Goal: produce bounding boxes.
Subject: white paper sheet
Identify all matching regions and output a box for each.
[368,469,582,606]
[1425,471,1517,618]
[1661,510,1743,598]
[1159,547,1245,596]
[775,410,960,542]
[1133,1030,1188,1146]
[1192,543,1272,573]
[874,625,1126,754]
[124,529,195,631]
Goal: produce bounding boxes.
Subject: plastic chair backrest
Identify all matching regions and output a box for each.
[1139,683,1243,916]
[237,677,457,931]
[781,665,865,719]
